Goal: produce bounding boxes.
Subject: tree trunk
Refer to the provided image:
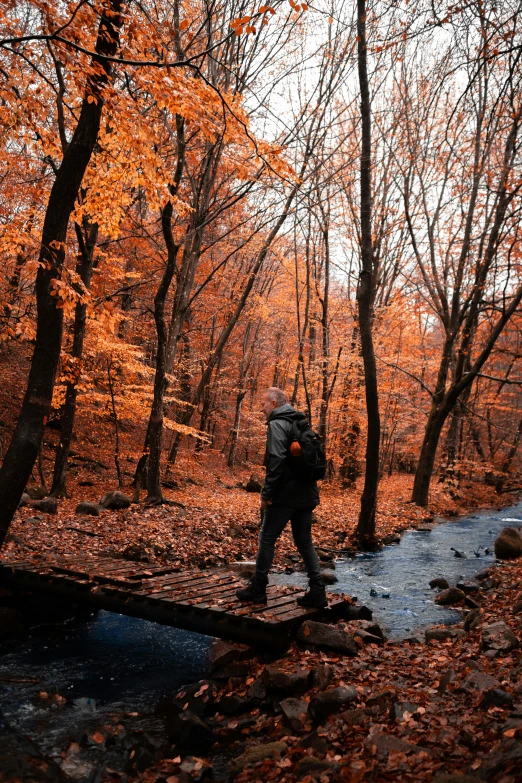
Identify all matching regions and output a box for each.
[228,390,247,468]
[0,1,125,547]
[355,0,380,548]
[50,220,98,497]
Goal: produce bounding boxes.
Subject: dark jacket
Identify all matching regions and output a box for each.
[261,403,320,508]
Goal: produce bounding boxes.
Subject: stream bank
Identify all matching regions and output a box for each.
[1,502,522,782]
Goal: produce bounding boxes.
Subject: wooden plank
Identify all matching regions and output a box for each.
[144,577,240,602]
[137,571,232,593]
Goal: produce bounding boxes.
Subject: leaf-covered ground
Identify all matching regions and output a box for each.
[3,448,508,569]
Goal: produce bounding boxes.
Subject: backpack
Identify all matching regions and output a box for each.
[285,417,327,481]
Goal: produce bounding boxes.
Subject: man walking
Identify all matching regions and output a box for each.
[236,387,327,608]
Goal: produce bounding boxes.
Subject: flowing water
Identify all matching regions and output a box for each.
[1,500,520,775]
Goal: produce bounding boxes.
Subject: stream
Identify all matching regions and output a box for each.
[1,500,520,777]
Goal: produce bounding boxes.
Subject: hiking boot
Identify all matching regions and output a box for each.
[297,584,327,609]
[236,579,267,604]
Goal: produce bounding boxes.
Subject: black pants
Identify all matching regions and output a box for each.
[254,505,323,586]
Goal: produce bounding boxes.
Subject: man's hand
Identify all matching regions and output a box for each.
[260,497,271,512]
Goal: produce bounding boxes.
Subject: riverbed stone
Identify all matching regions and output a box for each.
[279,697,309,733]
[494,527,522,559]
[225,561,256,578]
[430,578,450,590]
[75,501,101,516]
[99,490,131,510]
[339,604,373,621]
[320,569,337,584]
[216,692,257,715]
[261,664,311,693]
[366,689,395,712]
[435,587,465,606]
[25,485,47,499]
[309,686,358,721]
[31,498,57,515]
[456,580,480,594]
[228,741,287,777]
[481,621,520,655]
[297,620,358,655]
[389,700,418,721]
[166,710,215,754]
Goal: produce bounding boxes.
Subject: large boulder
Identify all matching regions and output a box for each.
[261,665,311,694]
[165,710,215,754]
[363,732,428,759]
[99,490,131,510]
[297,620,358,656]
[430,578,450,590]
[18,493,31,508]
[435,587,465,606]
[494,527,522,559]
[481,621,520,656]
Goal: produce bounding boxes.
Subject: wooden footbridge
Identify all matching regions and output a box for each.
[0,554,351,647]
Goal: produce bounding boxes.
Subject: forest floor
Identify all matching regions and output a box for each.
[2,445,512,567]
[3,444,522,782]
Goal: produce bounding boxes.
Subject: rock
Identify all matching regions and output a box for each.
[389,701,418,721]
[99,490,131,510]
[481,621,520,655]
[0,607,25,640]
[451,548,466,558]
[339,604,373,621]
[297,621,358,656]
[425,627,465,642]
[25,485,47,499]
[279,697,309,733]
[464,609,482,632]
[462,670,500,693]
[312,664,334,690]
[31,498,57,515]
[295,758,335,779]
[430,578,450,590]
[494,527,522,559]
[479,738,522,778]
[226,561,257,578]
[78,479,94,487]
[435,587,465,606]
[228,741,287,777]
[209,639,255,671]
[465,596,480,609]
[476,567,494,581]
[248,676,267,700]
[320,569,338,584]
[340,707,377,726]
[158,681,218,719]
[261,665,311,693]
[298,731,328,753]
[245,474,263,493]
[75,501,101,516]
[456,580,480,594]
[479,688,514,709]
[165,710,215,754]
[348,620,385,640]
[363,732,428,759]
[211,662,253,679]
[366,689,394,712]
[309,686,358,721]
[216,693,257,715]
[352,628,384,646]
[18,493,31,508]
[178,757,212,782]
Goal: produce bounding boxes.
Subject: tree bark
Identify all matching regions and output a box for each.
[50,220,98,497]
[355,0,380,548]
[0,1,125,547]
